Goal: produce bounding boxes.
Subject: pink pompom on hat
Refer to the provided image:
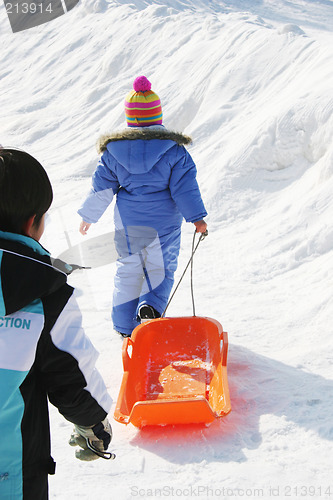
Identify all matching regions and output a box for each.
[125,76,163,127]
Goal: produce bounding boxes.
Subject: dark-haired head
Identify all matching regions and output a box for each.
[0,148,53,238]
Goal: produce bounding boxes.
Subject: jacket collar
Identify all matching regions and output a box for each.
[97,126,192,154]
[0,231,50,257]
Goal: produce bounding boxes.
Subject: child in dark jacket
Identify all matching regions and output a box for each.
[78,76,207,337]
[0,148,113,500]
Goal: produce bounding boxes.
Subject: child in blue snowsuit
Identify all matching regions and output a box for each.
[78,76,207,337]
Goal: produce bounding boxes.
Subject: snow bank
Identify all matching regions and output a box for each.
[1,0,333,498]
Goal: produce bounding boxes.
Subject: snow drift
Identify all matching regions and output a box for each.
[1,0,333,498]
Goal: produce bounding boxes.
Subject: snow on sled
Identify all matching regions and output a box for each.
[114,316,231,427]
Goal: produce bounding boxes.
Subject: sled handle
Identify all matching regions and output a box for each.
[122,337,133,372]
[220,330,228,367]
[162,230,207,318]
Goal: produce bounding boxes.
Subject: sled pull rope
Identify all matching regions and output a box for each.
[162,229,208,318]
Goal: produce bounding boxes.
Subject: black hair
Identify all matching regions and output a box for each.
[0,148,53,234]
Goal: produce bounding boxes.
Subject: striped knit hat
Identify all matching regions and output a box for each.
[124,76,163,127]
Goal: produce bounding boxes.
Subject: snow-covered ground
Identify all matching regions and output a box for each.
[1,0,333,498]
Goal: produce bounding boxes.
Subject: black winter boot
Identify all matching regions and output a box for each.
[138,305,161,321]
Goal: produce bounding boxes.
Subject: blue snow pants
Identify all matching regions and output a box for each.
[111,226,181,336]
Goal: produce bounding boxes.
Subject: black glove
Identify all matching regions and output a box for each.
[69,417,115,460]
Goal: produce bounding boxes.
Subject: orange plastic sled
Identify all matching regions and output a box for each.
[114,316,231,427]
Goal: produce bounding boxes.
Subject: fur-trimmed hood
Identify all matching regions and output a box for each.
[97,127,192,154]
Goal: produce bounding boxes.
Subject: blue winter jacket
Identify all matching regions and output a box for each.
[78,127,207,236]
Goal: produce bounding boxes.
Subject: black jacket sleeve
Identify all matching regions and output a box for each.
[36,285,111,426]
